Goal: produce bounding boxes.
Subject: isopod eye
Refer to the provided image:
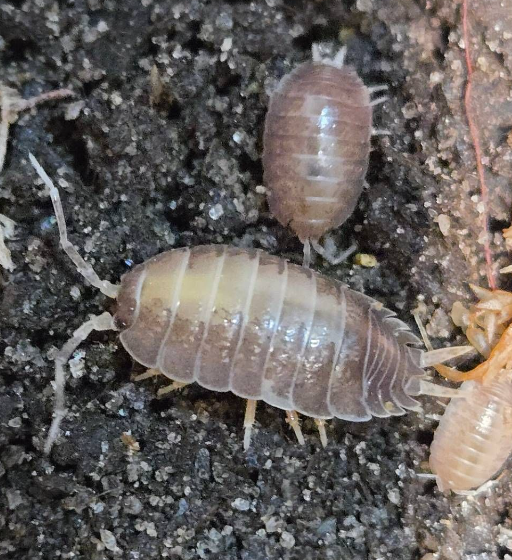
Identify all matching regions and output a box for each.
[113,265,146,331]
[113,311,129,331]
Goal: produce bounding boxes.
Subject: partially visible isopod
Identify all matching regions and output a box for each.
[430,376,512,493]
[416,286,512,493]
[423,285,512,493]
[29,155,468,455]
[263,45,387,266]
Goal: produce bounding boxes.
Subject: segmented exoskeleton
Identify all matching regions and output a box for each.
[29,155,465,455]
[263,45,387,265]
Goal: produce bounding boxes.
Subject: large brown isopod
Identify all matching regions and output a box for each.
[263,45,387,265]
[29,155,466,455]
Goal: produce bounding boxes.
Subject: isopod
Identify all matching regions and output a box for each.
[422,285,512,493]
[29,155,468,455]
[263,45,387,266]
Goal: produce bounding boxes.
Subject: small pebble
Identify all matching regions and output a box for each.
[280,531,295,549]
[100,529,119,552]
[209,204,224,220]
[231,498,250,511]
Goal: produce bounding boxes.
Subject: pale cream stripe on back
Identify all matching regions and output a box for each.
[361,304,374,403]
[192,247,227,382]
[289,270,317,411]
[326,286,347,417]
[155,248,191,371]
[227,251,261,392]
[260,259,289,397]
[129,267,148,328]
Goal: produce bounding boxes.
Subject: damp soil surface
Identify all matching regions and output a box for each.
[1,1,512,559]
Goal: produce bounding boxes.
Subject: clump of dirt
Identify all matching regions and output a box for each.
[1,1,511,559]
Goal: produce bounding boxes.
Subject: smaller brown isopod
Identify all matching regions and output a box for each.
[263,44,388,266]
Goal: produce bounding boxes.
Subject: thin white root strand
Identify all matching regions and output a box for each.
[243,399,258,451]
[44,311,115,455]
[372,128,391,136]
[286,410,305,445]
[0,85,74,173]
[412,310,433,351]
[0,213,16,271]
[420,345,474,368]
[28,153,120,299]
[311,239,357,266]
[0,112,9,175]
[314,419,328,448]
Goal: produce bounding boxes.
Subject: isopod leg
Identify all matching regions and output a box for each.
[333,47,347,67]
[133,368,161,381]
[311,43,322,62]
[45,311,116,455]
[369,96,388,107]
[303,238,311,268]
[414,311,480,382]
[243,399,258,450]
[314,419,328,447]
[29,154,120,299]
[157,380,189,398]
[286,410,305,445]
[310,239,357,266]
[367,85,389,95]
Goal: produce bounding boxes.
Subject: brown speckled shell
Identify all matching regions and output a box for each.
[263,62,372,242]
[115,245,424,420]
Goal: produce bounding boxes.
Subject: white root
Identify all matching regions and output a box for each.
[0,84,74,173]
[0,84,74,270]
[0,213,16,271]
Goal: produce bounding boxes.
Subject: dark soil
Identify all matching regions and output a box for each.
[1,1,512,559]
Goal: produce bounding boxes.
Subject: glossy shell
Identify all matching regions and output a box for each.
[263,62,372,242]
[430,376,512,492]
[115,245,424,420]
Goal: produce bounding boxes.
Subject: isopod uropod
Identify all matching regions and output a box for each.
[263,45,387,265]
[29,155,465,455]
